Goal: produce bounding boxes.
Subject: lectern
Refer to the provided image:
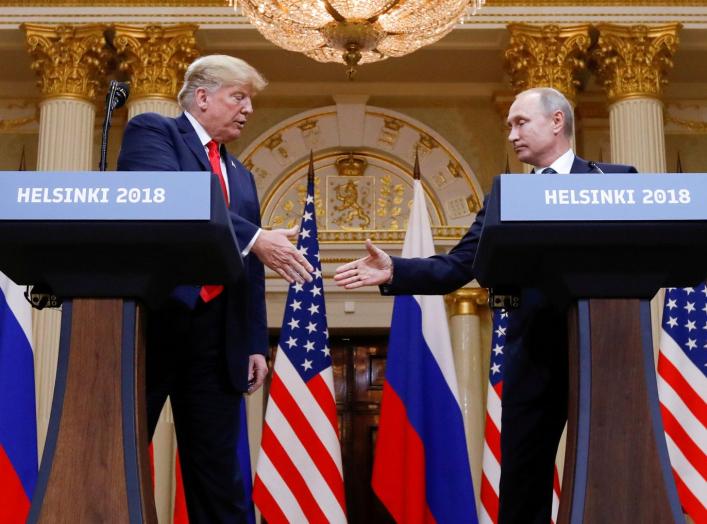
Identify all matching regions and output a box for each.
[472,174,702,523]
[0,171,241,523]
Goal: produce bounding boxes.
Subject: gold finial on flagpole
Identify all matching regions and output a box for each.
[413,148,421,181]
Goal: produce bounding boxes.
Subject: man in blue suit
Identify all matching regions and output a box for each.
[118,55,313,523]
[335,87,637,524]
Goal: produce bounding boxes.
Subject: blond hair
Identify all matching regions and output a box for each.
[178,55,267,110]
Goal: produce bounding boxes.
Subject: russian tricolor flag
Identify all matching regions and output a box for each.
[0,272,38,523]
[372,178,478,523]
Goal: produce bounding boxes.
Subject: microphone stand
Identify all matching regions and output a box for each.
[99,82,117,172]
[99,80,129,172]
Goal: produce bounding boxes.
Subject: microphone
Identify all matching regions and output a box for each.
[588,161,605,174]
[99,80,130,171]
[106,80,130,111]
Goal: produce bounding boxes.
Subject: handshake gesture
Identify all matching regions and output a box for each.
[334,239,394,289]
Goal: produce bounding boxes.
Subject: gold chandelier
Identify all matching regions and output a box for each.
[239,1,486,79]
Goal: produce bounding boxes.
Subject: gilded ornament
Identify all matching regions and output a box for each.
[592,23,681,102]
[23,24,110,101]
[297,119,321,149]
[335,153,367,177]
[666,114,707,133]
[416,133,437,158]
[113,24,199,100]
[378,117,403,148]
[445,288,489,316]
[329,177,372,229]
[377,174,404,230]
[505,23,591,102]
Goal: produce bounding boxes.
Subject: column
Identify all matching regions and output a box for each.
[593,23,681,172]
[23,23,110,459]
[446,288,489,510]
[505,23,592,104]
[504,23,592,166]
[113,23,199,522]
[593,23,680,357]
[113,24,199,119]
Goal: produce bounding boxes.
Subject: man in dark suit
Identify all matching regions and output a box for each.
[118,55,313,523]
[334,87,637,524]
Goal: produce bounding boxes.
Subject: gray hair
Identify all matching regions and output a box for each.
[178,54,268,110]
[518,87,574,138]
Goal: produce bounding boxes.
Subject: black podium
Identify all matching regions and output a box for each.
[0,174,241,523]
[472,176,692,524]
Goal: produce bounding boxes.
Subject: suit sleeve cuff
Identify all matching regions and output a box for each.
[241,228,261,256]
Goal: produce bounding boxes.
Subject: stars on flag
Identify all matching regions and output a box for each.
[489,308,508,387]
[662,286,707,373]
[276,174,332,381]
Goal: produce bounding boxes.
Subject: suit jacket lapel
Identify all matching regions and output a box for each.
[176,113,211,171]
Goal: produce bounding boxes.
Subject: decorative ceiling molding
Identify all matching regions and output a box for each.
[1,0,706,5]
[1,3,707,29]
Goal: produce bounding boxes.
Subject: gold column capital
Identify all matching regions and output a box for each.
[23,24,110,102]
[113,24,200,102]
[505,23,592,103]
[446,288,489,317]
[592,23,681,103]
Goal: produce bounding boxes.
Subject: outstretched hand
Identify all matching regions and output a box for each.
[251,225,314,284]
[334,239,393,289]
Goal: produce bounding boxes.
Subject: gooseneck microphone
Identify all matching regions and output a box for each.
[99,80,130,172]
[588,161,605,174]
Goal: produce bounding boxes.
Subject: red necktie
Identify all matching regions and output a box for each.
[200,140,228,303]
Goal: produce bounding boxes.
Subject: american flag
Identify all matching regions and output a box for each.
[252,156,346,523]
[479,309,561,524]
[479,309,506,524]
[657,286,707,523]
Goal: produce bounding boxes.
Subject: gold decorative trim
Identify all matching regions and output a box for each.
[593,23,681,103]
[0,115,37,130]
[315,227,469,243]
[487,0,707,4]
[445,288,490,316]
[23,23,110,102]
[505,24,591,102]
[0,1,232,5]
[113,24,199,100]
[665,114,707,132]
[2,1,707,6]
[367,110,481,199]
[260,149,448,228]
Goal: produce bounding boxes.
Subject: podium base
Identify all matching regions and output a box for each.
[559,298,682,523]
[28,299,157,524]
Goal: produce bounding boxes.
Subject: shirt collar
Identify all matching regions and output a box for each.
[535,148,575,174]
[184,111,214,148]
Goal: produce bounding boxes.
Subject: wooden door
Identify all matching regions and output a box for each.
[330,334,394,524]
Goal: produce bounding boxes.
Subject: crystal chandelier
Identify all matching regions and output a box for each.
[239,1,486,79]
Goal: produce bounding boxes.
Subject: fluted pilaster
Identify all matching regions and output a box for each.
[23,24,110,460]
[37,98,96,171]
[113,24,198,119]
[31,308,62,460]
[446,287,489,509]
[593,23,680,171]
[609,98,666,172]
[505,24,592,104]
[127,97,181,119]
